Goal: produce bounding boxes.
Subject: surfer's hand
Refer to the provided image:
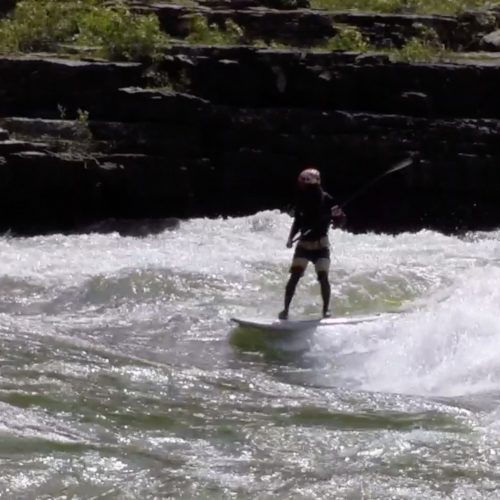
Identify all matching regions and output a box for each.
[331,205,346,228]
[286,238,293,248]
[331,205,344,218]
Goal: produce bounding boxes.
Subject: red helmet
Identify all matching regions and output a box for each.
[298,167,321,187]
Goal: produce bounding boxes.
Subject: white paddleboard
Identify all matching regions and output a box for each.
[230,314,387,332]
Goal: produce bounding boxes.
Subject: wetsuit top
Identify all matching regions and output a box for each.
[291,188,345,241]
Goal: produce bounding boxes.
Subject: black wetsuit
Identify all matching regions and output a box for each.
[291,189,341,241]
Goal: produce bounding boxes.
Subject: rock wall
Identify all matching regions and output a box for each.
[148,3,500,50]
[1,5,500,234]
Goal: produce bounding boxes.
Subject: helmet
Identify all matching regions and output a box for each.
[298,168,321,187]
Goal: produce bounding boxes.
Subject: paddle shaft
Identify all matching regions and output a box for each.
[339,157,414,210]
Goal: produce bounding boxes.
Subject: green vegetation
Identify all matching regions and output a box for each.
[144,69,173,90]
[317,23,450,61]
[186,16,244,45]
[311,0,496,15]
[76,3,168,60]
[77,108,90,125]
[252,39,291,49]
[57,104,67,120]
[0,0,496,61]
[391,25,448,61]
[392,36,447,61]
[325,25,371,51]
[0,0,169,60]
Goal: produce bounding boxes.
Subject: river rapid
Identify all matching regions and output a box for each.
[1,210,500,499]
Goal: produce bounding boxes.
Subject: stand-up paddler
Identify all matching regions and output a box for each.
[279,168,346,320]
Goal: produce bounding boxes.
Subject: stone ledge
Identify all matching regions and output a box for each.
[147,3,499,49]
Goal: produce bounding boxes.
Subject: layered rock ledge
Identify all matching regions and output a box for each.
[1,2,500,234]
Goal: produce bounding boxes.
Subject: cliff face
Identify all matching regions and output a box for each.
[1,3,500,234]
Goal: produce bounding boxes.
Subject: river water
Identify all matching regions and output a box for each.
[1,210,500,499]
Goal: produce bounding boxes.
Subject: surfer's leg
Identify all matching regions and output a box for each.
[315,249,331,317]
[279,269,303,320]
[317,271,331,318]
[280,245,309,320]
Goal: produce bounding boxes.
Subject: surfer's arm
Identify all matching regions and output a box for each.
[286,217,301,248]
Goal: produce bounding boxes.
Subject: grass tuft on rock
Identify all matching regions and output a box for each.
[311,0,497,15]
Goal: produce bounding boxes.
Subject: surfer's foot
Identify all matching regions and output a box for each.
[278,310,288,320]
[323,310,331,318]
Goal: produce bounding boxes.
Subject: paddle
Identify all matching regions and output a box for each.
[339,156,414,210]
[291,157,415,243]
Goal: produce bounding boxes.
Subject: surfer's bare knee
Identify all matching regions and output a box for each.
[314,258,330,275]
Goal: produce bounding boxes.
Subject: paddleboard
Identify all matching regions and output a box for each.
[230,314,387,332]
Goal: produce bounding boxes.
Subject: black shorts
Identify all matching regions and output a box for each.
[290,238,330,274]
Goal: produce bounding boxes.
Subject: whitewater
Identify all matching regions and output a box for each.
[1,210,500,498]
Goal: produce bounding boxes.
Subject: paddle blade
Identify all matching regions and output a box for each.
[386,157,414,175]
